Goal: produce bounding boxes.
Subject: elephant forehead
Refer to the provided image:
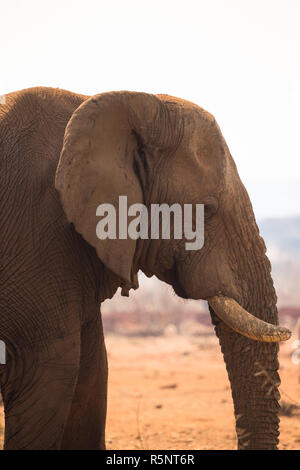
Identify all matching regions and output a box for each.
[158,93,215,121]
[165,125,230,199]
[178,121,228,172]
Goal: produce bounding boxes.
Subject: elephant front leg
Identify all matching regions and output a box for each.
[211,311,281,450]
[1,331,80,450]
[61,314,108,450]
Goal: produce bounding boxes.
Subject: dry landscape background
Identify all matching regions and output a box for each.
[1,334,299,450]
[0,216,300,450]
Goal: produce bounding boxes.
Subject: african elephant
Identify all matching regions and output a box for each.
[0,87,291,450]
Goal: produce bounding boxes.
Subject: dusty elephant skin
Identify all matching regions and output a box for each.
[0,87,290,450]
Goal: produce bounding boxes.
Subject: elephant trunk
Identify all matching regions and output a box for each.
[211,305,281,449]
[210,189,284,449]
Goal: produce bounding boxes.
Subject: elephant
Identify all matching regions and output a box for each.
[0,87,291,450]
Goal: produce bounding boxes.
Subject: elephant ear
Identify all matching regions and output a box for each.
[55,91,163,290]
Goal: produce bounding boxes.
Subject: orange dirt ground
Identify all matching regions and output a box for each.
[1,334,300,450]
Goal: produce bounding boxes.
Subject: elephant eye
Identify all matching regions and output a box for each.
[203,196,218,219]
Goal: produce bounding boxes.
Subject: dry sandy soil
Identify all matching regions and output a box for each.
[1,333,300,450]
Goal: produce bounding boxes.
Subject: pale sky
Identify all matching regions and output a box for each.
[1,0,299,218]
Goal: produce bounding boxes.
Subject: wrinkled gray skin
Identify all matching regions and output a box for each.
[0,87,281,449]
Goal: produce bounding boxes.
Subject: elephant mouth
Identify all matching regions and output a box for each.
[161,264,190,299]
[172,280,189,299]
[168,265,291,343]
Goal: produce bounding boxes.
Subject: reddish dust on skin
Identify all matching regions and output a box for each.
[0,335,299,450]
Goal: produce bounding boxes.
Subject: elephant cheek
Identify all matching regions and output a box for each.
[176,253,239,301]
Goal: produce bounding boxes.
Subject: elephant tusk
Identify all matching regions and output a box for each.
[207,295,292,343]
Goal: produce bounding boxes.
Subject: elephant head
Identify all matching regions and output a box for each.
[55,91,291,449]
